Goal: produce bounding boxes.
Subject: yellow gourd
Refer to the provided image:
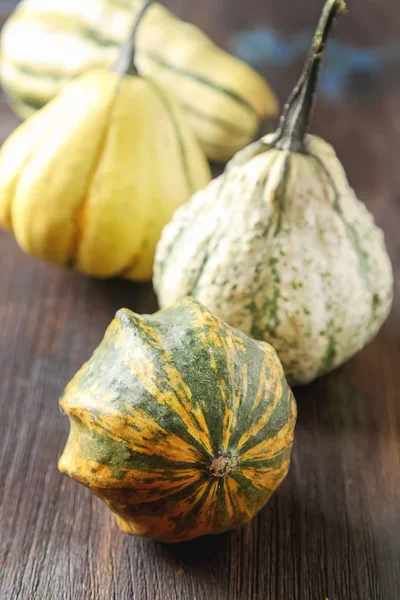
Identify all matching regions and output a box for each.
[0,0,278,162]
[0,1,210,280]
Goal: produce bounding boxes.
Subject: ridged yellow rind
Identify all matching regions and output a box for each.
[0,0,278,161]
[0,68,211,279]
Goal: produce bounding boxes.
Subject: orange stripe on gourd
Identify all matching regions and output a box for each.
[236,377,284,453]
[224,477,253,523]
[239,400,297,463]
[64,399,204,465]
[116,479,215,542]
[239,459,291,493]
[115,318,214,456]
[91,469,203,504]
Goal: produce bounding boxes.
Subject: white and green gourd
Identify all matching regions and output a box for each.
[154,0,394,386]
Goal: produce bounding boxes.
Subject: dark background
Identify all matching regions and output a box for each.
[0,1,399,599]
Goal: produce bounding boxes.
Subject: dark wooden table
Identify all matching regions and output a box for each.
[1,1,399,599]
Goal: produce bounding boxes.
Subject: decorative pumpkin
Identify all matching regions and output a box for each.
[0,0,279,162]
[154,0,394,386]
[0,1,210,281]
[58,297,297,543]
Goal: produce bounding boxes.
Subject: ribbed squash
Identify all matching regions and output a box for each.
[154,1,394,386]
[0,0,278,162]
[0,3,210,280]
[58,297,297,543]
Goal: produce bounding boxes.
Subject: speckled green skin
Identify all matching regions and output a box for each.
[154,135,394,386]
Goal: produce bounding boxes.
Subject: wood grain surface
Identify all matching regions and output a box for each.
[0,1,399,599]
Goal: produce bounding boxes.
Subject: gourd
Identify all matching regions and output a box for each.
[58,297,297,543]
[0,0,279,162]
[0,1,210,281]
[154,0,394,386]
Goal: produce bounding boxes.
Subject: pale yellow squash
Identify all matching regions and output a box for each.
[0,0,278,161]
[0,5,211,280]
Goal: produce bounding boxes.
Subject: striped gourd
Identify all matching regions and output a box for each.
[58,298,297,543]
[154,1,394,386]
[0,0,278,162]
[0,3,211,280]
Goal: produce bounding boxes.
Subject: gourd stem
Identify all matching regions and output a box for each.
[272,0,346,153]
[209,455,237,478]
[113,0,155,77]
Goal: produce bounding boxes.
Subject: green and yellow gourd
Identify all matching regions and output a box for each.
[58,297,297,542]
[0,1,210,281]
[0,0,278,162]
[154,0,394,386]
